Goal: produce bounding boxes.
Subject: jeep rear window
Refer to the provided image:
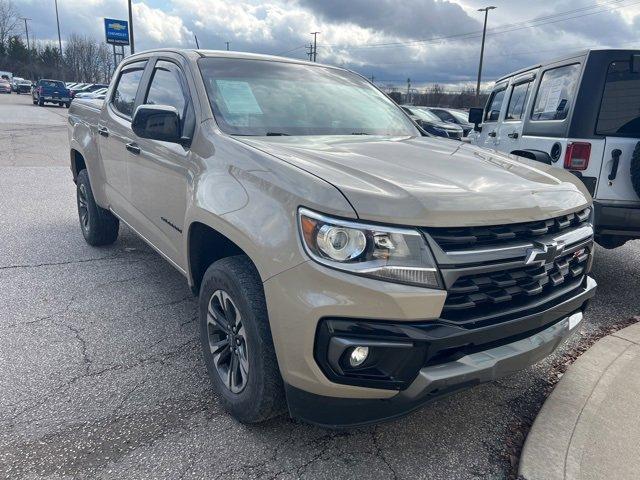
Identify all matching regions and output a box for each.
[596,60,640,137]
[531,64,580,121]
[198,58,420,137]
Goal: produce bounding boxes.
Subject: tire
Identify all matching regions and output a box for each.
[595,235,628,249]
[38,98,44,106]
[65,102,70,108]
[199,256,285,423]
[58,102,63,107]
[630,142,640,199]
[76,169,119,246]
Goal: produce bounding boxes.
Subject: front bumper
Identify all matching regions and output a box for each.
[594,201,640,238]
[286,277,595,427]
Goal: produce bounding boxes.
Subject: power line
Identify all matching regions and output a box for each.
[320,0,637,50]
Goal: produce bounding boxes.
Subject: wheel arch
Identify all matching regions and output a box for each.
[70,148,87,183]
[510,149,553,165]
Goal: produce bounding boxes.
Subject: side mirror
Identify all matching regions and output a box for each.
[468,107,484,132]
[131,104,185,145]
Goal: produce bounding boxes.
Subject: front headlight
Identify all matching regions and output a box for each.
[298,208,442,288]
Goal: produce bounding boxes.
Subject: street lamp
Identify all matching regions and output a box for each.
[475,6,496,103]
[19,17,32,50]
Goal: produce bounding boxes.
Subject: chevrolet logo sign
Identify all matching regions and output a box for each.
[109,23,127,31]
[524,240,565,266]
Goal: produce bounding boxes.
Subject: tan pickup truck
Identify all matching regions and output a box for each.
[68,49,596,427]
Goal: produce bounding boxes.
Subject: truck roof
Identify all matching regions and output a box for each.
[495,48,639,83]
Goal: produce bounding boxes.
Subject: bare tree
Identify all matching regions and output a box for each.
[63,34,113,83]
[0,0,20,51]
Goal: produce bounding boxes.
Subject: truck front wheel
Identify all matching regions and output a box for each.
[199,256,285,423]
[76,169,119,246]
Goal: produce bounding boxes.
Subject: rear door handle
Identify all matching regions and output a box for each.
[488,131,497,138]
[126,142,141,155]
[97,126,109,137]
[507,131,519,139]
[608,149,622,181]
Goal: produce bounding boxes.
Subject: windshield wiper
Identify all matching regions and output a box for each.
[266,132,290,136]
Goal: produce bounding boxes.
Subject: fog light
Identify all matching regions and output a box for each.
[349,346,369,367]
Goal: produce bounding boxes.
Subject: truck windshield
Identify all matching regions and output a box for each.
[596,60,640,137]
[198,57,419,137]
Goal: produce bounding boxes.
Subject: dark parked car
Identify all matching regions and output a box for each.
[401,105,464,139]
[32,79,71,107]
[15,79,33,94]
[425,107,474,137]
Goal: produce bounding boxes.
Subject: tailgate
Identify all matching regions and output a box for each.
[596,138,640,203]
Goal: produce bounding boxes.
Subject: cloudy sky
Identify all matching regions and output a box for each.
[11,0,640,89]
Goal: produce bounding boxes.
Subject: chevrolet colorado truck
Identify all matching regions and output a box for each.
[68,49,596,427]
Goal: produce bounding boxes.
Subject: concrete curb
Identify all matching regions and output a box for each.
[519,322,640,480]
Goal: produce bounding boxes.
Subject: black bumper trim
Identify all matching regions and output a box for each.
[594,201,640,237]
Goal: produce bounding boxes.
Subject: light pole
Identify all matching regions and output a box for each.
[54,0,63,77]
[127,0,135,54]
[475,6,495,103]
[19,17,32,50]
[225,41,230,51]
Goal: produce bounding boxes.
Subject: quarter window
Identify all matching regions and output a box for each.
[484,88,506,122]
[531,64,580,121]
[506,81,532,121]
[596,60,640,136]
[112,63,146,118]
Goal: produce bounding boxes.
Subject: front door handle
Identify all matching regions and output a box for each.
[97,126,109,137]
[488,131,497,138]
[608,149,622,181]
[507,131,519,139]
[126,142,141,155]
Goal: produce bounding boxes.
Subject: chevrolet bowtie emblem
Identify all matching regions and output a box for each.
[524,240,565,266]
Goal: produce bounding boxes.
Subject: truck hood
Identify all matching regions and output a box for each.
[238,135,590,227]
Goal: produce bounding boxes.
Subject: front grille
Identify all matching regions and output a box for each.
[429,207,591,251]
[423,209,594,327]
[442,245,590,322]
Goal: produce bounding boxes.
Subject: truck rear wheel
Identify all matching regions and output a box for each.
[76,169,119,246]
[199,256,285,423]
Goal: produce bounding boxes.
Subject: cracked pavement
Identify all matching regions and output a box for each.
[1,93,639,479]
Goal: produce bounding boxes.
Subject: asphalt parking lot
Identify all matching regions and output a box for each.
[1,92,639,480]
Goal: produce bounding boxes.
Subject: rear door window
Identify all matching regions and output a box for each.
[531,64,580,121]
[596,60,640,137]
[505,81,532,121]
[484,88,506,122]
[112,62,146,118]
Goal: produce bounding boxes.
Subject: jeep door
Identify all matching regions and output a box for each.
[475,82,508,149]
[127,56,196,268]
[498,74,535,154]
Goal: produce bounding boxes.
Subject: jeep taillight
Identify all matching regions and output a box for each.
[564,142,591,170]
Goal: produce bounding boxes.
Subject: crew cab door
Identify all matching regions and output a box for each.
[98,60,147,216]
[594,58,640,203]
[127,57,197,268]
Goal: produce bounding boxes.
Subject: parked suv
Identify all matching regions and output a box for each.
[68,49,596,427]
[469,49,640,249]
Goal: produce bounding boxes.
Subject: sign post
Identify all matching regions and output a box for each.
[104,18,130,68]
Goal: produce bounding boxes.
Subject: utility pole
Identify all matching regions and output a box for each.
[128,0,135,54]
[194,34,200,49]
[370,75,375,84]
[54,0,63,77]
[306,43,313,61]
[225,41,230,51]
[310,31,320,62]
[406,78,411,103]
[475,6,496,103]
[19,17,31,50]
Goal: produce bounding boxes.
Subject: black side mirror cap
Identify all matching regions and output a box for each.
[131,104,183,144]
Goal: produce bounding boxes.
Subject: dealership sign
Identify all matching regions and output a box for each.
[104,18,130,45]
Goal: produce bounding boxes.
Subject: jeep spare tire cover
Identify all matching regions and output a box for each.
[632,142,640,199]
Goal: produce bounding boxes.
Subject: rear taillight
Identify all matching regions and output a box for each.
[564,142,591,170]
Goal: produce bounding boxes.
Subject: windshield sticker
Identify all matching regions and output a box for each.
[215,80,263,115]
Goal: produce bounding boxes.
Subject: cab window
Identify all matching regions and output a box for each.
[531,64,580,121]
[596,60,640,137]
[484,88,506,122]
[505,81,532,121]
[112,62,146,118]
